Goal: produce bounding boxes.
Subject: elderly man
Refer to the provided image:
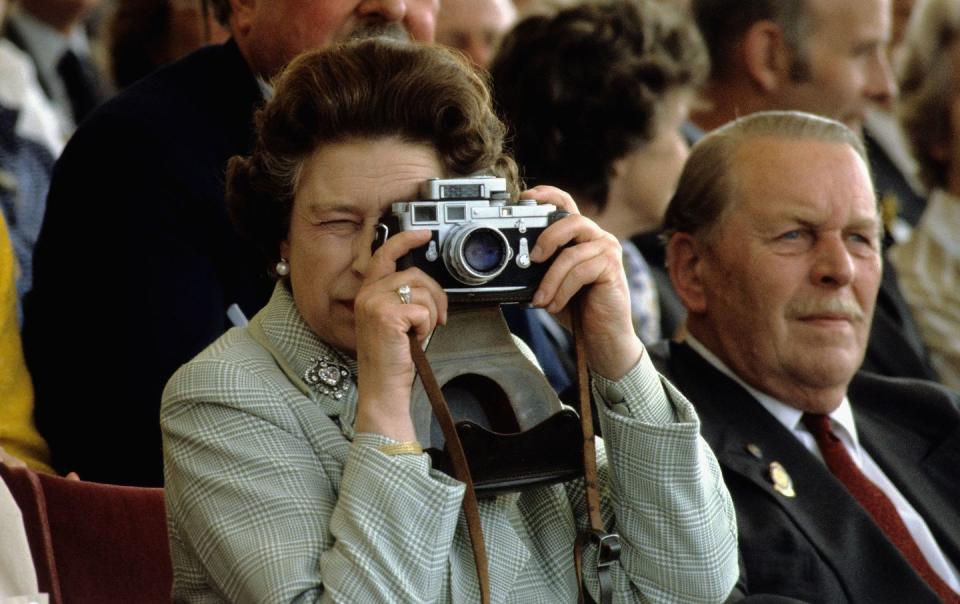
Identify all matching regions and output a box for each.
[690,0,937,385]
[656,110,960,602]
[22,0,438,486]
[435,0,515,68]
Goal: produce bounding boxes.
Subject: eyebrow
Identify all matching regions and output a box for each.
[304,203,365,217]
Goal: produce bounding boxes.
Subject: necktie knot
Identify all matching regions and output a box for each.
[801,413,840,444]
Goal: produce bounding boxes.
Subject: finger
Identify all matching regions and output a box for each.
[544,254,615,313]
[394,283,441,333]
[364,229,433,285]
[393,267,448,325]
[532,213,611,263]
[519,185,581,215]
[535,237,621,309]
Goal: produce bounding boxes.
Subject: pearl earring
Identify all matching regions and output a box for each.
[275,258,290,276]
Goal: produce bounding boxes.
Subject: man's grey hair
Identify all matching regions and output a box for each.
[692,0,812,82]
[662,111,869,243]
[897,0,960,190]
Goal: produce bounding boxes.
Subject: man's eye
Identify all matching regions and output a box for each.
[779,230,804,240]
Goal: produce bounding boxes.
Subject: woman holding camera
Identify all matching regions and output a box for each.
[161,38,737,603]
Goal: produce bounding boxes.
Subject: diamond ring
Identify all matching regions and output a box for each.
[396,284,412,305]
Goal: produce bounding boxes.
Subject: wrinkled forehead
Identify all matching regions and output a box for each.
[726,136,877,221]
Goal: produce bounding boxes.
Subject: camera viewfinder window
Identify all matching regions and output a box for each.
[441,184,483,199]
[446,205,466,221]
[413,205,439,223]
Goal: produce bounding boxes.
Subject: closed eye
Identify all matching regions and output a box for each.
[316,219,363,235]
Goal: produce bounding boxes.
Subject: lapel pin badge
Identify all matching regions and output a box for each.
[767,461,796,498]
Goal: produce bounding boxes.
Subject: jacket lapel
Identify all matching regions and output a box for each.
[656,341,940,601]
[851,374,960,567]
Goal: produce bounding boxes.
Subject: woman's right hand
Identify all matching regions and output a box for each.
[353,229,448,442]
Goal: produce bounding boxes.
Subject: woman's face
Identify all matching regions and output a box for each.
[604,90,691,236]
[280,137,444,355]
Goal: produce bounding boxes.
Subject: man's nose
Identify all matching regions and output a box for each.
[811,236,855,287]
[357,0,407,22]
[866,50,897,109]
[356,0,438,42]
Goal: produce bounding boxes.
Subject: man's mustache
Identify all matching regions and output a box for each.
[787,297,865,322]
[349,20,410,42]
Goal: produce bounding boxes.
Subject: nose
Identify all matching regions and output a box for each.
[811,236,855,288]
[356,0,407,22]
[356,0,438,42]
[865,50,897,110]
[351,222,377,277]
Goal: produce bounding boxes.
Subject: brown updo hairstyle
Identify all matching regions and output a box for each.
[226,37,519,276]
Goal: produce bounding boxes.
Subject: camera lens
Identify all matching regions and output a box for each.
[463,230,503,273]
[444,225,511,285]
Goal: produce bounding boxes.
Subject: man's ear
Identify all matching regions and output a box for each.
[229,0,255,37]
[665,232,708,314]
[741,20,793,94]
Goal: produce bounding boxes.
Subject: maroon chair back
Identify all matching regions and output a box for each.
[0,464,172,604]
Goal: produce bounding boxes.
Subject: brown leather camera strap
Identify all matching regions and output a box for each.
[407,298,619,604]
[408,332,491,604]
[571,304,620,604]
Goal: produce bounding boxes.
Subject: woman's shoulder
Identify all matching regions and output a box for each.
[161,326,292,410]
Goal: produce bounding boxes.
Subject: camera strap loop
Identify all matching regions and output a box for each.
[408,332,491,604]
[571,298,621,604]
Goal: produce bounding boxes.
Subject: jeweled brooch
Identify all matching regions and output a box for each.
[304,355,351,400]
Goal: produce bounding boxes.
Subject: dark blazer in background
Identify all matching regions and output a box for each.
[23,40,271,486]
[652,340,960,603]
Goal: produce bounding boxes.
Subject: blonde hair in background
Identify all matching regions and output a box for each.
[897,0,960,190]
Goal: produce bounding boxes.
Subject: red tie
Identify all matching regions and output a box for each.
[802,413,960,603]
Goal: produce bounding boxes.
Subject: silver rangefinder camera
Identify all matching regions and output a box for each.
[374,176,568,304]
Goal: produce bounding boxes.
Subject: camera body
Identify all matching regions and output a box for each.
[378,176,567,304]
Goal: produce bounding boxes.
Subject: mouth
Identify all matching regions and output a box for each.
[796,314,857,331]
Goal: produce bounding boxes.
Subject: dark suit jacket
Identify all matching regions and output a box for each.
[652,340,960,603]
[22,40,272,486]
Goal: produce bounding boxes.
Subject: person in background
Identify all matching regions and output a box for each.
[23,0,439,487]
[0,474,41,601]
[108,0,229,89]
[435,0,515,69]
[0,0,53,475]
[690,0,938,383]
[491,0,708,347]
[891,0,960,391]
[0,210,51,473]
[161,37,738,603]
[3,0,111,135]
[864,0,926,244]
[656,110,960,602]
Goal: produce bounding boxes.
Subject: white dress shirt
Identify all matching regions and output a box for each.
[686,335,960,591]
[6,7,94,133]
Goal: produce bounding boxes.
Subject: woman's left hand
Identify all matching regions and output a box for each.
[524,185,644,379]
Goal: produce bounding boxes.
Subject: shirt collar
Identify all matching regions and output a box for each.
[683,334,862,452]
[8,8,90,78]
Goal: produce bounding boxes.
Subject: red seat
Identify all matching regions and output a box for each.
[0,464,172,604]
